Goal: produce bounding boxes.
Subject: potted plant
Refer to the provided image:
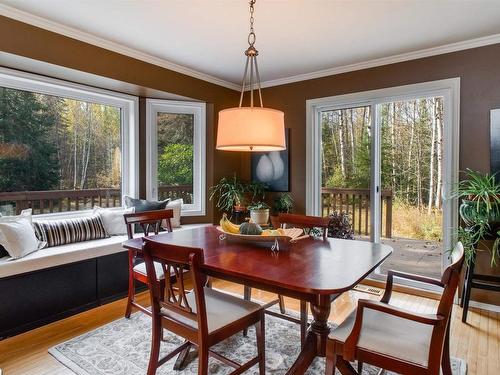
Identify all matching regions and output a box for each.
[209,176,246,219]
[248,201,270,225]
[455,169,500,266]
[270,193,294,228]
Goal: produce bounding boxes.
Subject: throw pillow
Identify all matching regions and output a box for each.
[0,210,46,259]
[166,199,183,228]
[33,214,108,248]
[93,206,135,236]
[124,196,170,212]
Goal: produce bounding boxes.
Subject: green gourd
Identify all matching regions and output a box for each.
[239,222,263,235]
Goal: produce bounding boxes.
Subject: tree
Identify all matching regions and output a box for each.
[158,144,193,186]
[0,88,59,191]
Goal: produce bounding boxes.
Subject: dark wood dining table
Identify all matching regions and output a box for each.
[123,225,392,375]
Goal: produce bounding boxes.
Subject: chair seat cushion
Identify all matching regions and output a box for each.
[329,307,433,367]
[161,287,262,334]
[133,261,166,280]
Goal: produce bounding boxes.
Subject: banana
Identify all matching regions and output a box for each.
[220,215,240,234]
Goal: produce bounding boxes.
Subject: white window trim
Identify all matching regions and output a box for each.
[0,67,139,218]
[145,99,206,216]
[306,78,460,284]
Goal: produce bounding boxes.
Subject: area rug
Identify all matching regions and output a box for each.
[49,312,467,375]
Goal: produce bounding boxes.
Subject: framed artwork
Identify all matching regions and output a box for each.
[251,129,290,192]
[491,109,500,182]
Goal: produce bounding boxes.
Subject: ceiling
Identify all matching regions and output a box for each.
[2,0,500,89]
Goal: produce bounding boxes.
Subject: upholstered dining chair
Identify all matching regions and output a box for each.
[244,212,331,345]
[123,209,174,318]
[325,242,464,375]
[142,238,266,375]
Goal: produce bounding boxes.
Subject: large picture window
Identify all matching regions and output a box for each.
[146,100,206,216]
[0,68,138,216]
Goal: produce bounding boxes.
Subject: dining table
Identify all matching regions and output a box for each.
[123,225,393,375]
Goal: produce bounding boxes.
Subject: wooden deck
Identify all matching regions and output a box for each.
[357,235,443,279]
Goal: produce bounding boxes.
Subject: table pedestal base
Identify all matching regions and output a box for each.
[286,296,332,375]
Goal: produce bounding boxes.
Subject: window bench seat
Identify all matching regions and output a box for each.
[0,223,211,339]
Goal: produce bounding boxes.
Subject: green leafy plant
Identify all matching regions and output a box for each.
[247,181,266,204]
[248,201,270,211]
[273,193,294,214]
[209,176,246,212]
[454,169,500,266]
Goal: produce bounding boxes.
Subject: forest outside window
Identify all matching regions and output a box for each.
[0,68,139,217]
[146,100,206,216]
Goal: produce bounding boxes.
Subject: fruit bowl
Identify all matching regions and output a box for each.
[216,226,305,251]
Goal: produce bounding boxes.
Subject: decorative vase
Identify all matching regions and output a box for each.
[250,208,269,225]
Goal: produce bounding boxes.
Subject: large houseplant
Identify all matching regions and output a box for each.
[209,177,266,219]
[209,176,246,217]
[455,169,500,265]
[270,193,294,228]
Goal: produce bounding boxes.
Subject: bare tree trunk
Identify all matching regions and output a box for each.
[348,109,356,173]
[406,101,416,201]
[73,118,78,190]
[339,110,346,180]
[434,98,443,209]
[428,99,437,214]
[391,102,396,190]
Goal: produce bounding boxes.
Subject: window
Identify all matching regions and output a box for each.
[146,100,206,216]
[0,68,139,217]
[307,78,460,287]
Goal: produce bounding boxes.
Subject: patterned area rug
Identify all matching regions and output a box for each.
[49,311,466,375]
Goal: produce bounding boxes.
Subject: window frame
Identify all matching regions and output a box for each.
[0,67,139,218]
[145,99,206,216]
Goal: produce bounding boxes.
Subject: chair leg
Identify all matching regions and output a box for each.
[243,286,252,337]
[198,344,209,375]
[255,313,266,375]
[278,294,286,314]
[357,361,363,374]
[325,339,337,375]
[125,271,135,318]
[300,300,307,347]
[441,322,452,375]
[462,272,472,323]
[147,315,162,375]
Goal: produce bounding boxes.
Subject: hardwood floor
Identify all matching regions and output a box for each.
[0,280,498,375]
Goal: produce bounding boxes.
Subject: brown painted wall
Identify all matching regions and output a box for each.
[256,43,500,213]
[0,16,241,224]
[256,43,500,305]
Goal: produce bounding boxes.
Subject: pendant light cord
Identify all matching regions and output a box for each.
[238,0,264,109]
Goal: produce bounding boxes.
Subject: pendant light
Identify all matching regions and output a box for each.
[216,0,286,152]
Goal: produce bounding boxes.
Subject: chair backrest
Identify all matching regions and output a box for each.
[278,212,330,239]
[123,209,174,240]
[437,241,465,318]
[142,238,209,335]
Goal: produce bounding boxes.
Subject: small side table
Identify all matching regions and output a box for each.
[460,249,500,323]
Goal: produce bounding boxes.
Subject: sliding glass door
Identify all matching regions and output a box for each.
[377,97,445,279]
[308,79,459,286]
[320,106,373,241]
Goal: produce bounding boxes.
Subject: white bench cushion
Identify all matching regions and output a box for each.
[0,224,211,278]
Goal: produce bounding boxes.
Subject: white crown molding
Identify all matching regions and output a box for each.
[259,33,500,89]
[2,3,500,91]
[0,3,241,91]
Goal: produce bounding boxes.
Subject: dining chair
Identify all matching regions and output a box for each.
[244,212,331,345]
[325,242,465,375]
[123,209,174,318]
[142,237,266,375]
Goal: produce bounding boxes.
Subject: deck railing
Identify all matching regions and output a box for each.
[321,187,393,238]
[0,185,193,216]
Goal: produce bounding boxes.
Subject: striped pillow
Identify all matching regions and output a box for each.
[33,215,109,247]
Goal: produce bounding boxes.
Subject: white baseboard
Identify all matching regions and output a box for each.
[465,300,500,313]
